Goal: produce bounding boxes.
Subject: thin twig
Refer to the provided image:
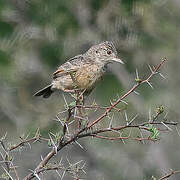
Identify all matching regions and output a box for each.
[87,58,167,128]
[23,58,169,180]
[158,169,180,180]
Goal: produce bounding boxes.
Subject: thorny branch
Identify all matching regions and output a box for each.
[21,57,178,180]
[0,130,49,180]
[158,169,180,180]
[87,57,167,128]
[1,58,179,180]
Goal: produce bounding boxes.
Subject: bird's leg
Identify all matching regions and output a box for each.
[77,89,86,105]
[64,89,87,130]
[77,89,90,128]
[74,90,82,129]
[63,89,76,93]
[62,108,72,136]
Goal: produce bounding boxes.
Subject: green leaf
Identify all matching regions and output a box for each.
[156,105,164,114]
[148,125,160,140]
[1,172,9,180]
[48,139,52,147]
[135,78,142,83]
[69,101,76,107]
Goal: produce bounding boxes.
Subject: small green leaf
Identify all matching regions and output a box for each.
[1,172,9,179]
[7,155,13,162]
[92,100,97,106]
[147,125,160,140]
[69,101,76,107]
[156,105,164,114]
[135,78,142,83]
[48,139,52,147]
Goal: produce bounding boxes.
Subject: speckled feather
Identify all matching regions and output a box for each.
[34,41,123,98]
[52,54,104,93]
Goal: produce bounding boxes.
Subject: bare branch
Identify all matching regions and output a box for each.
[158,169,180,180]
[22,58,172,180]
[87,58,167,128]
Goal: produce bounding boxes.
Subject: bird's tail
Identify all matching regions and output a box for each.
[34,84,53,98]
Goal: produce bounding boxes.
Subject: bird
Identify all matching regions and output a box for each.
[34,41,124,98]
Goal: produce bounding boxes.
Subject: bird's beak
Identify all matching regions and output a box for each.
[111,57,124,64]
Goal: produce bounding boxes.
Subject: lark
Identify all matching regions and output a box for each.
[34,41,124,98]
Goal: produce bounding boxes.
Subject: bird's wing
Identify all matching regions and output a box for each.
[53,54,85,79]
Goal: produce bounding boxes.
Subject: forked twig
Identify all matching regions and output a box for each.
[22,58,174,180]
[158,169,180,180]
[87,57,167,128]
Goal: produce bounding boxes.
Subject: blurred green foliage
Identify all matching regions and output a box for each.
[1,0,180,179]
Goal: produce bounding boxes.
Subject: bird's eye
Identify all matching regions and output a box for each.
[107,50,112,55]
[95,50,98,54]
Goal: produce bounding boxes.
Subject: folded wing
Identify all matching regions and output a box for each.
[53,54,84,79]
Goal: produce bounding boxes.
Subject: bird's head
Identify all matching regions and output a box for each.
[86,41,124,65]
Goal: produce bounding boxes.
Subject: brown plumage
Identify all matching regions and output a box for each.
[34,41,124,98]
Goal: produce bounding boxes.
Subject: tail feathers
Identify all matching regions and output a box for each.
[34,84,53,98]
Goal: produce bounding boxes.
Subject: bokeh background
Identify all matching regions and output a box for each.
[0,0,180,179]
